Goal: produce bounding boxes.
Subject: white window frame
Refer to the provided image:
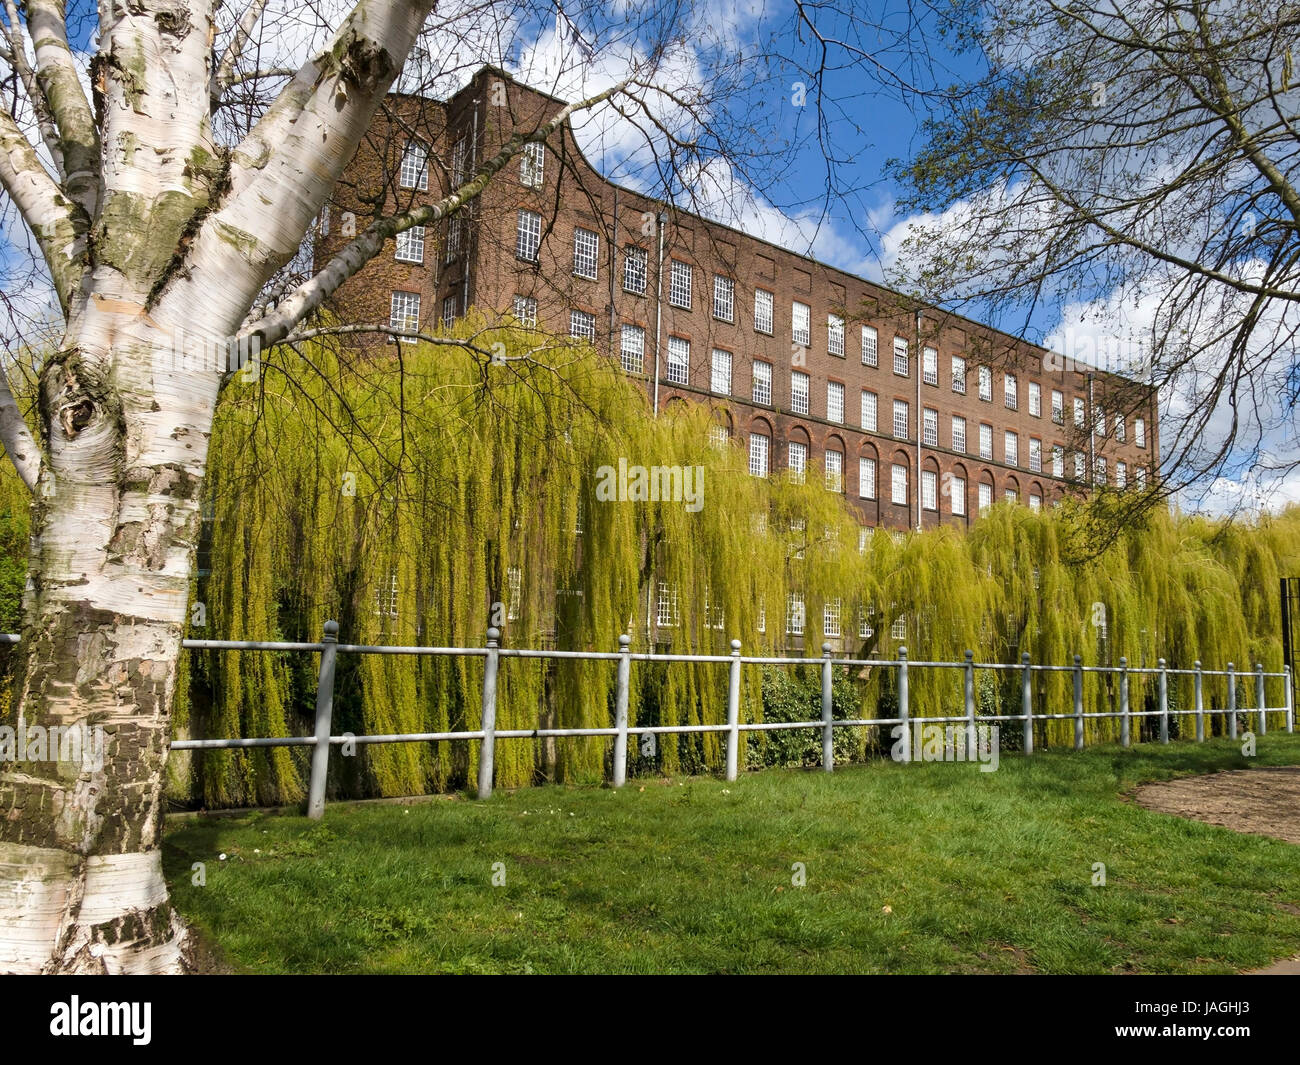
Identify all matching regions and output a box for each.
[921,469,937,511]
[893,399,909,439]
[573,227,599,280]
[399,141,429,190]
[862,325,878,367]
[623,246,648,295]
[828,314,845,357]
[711,348,733,395]
[788,440,807,484]
[668,260,692,309]
[520,142,545,188]
[395,225,425,264]
[893,336,910,376]
[752,361,772,405]
[861,390,878,433]
[512,295,537,328]
[792,301,811,347]
[923,346,938,386]
[923,407,938,447]
[713,275,735,322]
[389,291,421,337]
[891,463,908,505]
[666,336,690,384]
[749,433,770,477]
[827,381,845,423]
[791,371,810,415]
[858,457,876,499]
[620,324,645,373]
[516,208,542,261]
[569,309,596,341]
[952,415,967,453]
[978,366,992,402]
[951,354,966,394]
[825,450,843,493]
[755,289,774,334]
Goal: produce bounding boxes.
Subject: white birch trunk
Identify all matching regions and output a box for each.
[0,0,436,973]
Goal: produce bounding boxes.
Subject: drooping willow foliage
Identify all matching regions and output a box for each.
[2,320,1297,805]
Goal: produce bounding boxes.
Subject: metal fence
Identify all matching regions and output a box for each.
[1,628,1293,819]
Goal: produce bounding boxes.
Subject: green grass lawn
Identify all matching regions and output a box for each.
[164,736,1300,974]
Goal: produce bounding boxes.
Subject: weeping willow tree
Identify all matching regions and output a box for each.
[6,320,1296,805]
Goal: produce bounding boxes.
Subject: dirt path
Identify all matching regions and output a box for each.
[1133,766,1300,844]
[1133,766,1300,974]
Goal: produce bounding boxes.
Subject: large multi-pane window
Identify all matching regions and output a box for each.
[823,599,842,638]
[1004,373,1018,410]
[951,476,967,516]
[573,227,599,279]
[861,390,878,432]
[828,314,845,357]
[395,226,424,264]
[1074,397,1086,427]
[399,141,428,189]
[893,399,909,439]
[450,135,468,185]
[792,301,811,346]
[713,275,734,322]
[922,470,937,511]
[709,424,729,451]
[791,371,810,414]
[668,260,692,309]
[1074,451,1086,480]
[1135,465,1148,489]
[978,482,993,513]
[623,246,647,294]
[786,592,805,636]
[1095,456,1108,485]
[1114,415,1126,442]
[862,325,878,366]
[827,381,844,423]
[893,336,909,376]
[1052,444,1064,477]
[1029,381,1041,417]
[1052,389,1064,424]
[951,354,966,394]
[749,432,770,476]
[1093,404,1106,438]
[667,336,690,383]
[516,209,541,261]
[1029,438,1042,473]
[923,346,938,385]
[441,295,457,329]
[445,215,461,262]
[1135,417,1146,448]
[520,142,544,187]
[1004,430,1019,466]
[620,324,645,373]
[512,295,537,327]
[859,457,876,499]
[977,366,992,401]
[754,289,774,334]
[952,415,967,453]
[656,581,680,628]
[752,361,772,405]
[711,349,732,394]
[891,463,908,505]
[788,440,807,483]
[825,450,843,492]
[390,291,420,334]
[979,423,993,460]
[923,407,938,447]
[569,309,596,341]
[1116,460,1127,489]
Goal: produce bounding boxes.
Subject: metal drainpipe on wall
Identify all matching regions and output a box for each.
[463,97,480,315]
[652,210,666,416]
[608,187,618,356]
[915,308,923,532]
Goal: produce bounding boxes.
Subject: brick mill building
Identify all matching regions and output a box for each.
[319,66,1159,535]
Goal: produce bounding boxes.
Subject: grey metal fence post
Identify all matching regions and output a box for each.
[1158,658,1169,744]
[1287,665,1295,734]
[1194,660,1204,742]
[821,642,834,772]
[897,647,910,764]
[1119,657,1130,748]
[306,620,339,821]
[613,634,631,788]
[1227,663,1237,740]
[1256,662,1267,736]
[477,626,501,800]
[1021,652,1033,755]
[1073,654,1084,751]
[964,650,976,755]
[726,639,742,782]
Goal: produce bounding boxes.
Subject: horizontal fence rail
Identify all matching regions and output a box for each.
[0,629,1292,819]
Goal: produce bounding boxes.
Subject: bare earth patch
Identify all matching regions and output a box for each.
[1133,766,1300,845]
[1134,767,1300,974]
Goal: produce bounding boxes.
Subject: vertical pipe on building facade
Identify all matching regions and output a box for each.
[652,210,666,415]
[1087,371,1096,488]
[608,187,618,353]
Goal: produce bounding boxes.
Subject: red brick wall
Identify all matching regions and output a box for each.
[321,66,1160,531]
